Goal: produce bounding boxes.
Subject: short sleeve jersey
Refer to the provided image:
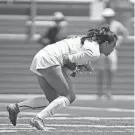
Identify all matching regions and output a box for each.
[43,37,100,66]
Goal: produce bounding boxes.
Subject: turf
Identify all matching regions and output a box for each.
[0,96,134,135]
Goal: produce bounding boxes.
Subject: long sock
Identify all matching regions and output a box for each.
[37,96,70,119]
[18,97,49,111]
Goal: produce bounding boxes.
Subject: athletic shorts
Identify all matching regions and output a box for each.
[30,49,60,76]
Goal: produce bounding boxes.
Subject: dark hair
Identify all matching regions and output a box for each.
[81,26,117,45]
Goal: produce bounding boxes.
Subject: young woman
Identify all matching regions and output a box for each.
[7,26,117,131]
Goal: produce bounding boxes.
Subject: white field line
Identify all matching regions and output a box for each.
[68,106,134,112]
[0,130,17,133]
[76,95,134,101]
[0,106,133,118]
[0,94,134,101]
[0,130,133,133]
[0,112,70,116]
[0,116,134,120]
[0,124,134,128]
[0,106,133,117]
[0,127,54,131]
[52,130,133,133]
[56,129,133,133]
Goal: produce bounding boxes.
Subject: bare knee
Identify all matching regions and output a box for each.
[46,94,58,103]
[67,93,76,104]
[59,90,76,104]
[70,94,76,104]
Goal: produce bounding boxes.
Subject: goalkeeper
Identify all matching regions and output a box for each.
[7,26,117,131]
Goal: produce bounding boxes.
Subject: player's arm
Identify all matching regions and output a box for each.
[63,49,96,77]
[83,61,94,73]
[63,49,94,71]
[118,22,128,37]
[68,49,97,65]
[63,55,77,70]
[116,23,129,48]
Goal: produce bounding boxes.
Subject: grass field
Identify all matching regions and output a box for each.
[0,94,134,135]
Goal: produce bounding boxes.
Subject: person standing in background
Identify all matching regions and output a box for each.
[38,12,68,47]
[96,8,128,99]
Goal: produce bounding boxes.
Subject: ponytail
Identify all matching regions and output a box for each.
[81,26,117,46]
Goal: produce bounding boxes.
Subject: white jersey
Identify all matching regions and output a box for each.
[30,36,100,76]
[42,36,100,66]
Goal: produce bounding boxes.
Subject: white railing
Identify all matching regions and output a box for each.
[1,0,94,3]
[0,33,134,41]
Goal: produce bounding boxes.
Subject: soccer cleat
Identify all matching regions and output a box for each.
[30,117,47,131]
[7,103,20,126]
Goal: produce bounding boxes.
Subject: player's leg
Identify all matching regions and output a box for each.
[30,65,75,130]
[37,74,59,103]
[37,66,75,118]
[18,75,59,111]
[7,75,58,126]
[105,50,117,99]
[96,69,104,97]
[7,96,48,126]
[18,97,49,111]
[96,55,105,98]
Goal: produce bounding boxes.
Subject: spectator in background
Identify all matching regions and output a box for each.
[127,16,134,36]
[38,12,68,47]
[96,8,128,99]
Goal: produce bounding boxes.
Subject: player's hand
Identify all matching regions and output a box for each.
[83,64,94,74]
[70,66,81,77]
[63,55,77,70]
[70,72,76,77]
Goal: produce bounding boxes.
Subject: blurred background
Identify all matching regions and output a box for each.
[0,0,134,95]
